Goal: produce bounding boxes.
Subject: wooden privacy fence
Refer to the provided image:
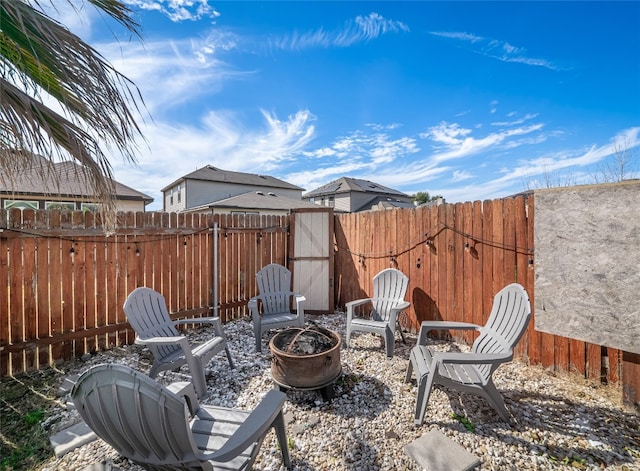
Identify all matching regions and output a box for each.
[333,194,621,385]
[0,209,289,376]
[1,196,623,385]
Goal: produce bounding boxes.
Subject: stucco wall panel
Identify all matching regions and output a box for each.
[534,181,640,354]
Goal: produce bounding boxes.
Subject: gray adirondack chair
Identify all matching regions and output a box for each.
[405,283,531,425]
[123,287,234,398]
[71,363,291,471]
[345,268,410,359]
[248,264,305,352]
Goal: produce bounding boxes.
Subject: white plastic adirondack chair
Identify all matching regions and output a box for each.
[405,283,531,425]
[123,287,234,398]
[248,264,305,352]
[71,363,291,471]
[345,268,410,359]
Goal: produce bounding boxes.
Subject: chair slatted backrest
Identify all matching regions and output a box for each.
[472,283,532,381]
[256,264,292,315]
[124,287,180,361]
[71,364,201,469]
[371,269,410,322]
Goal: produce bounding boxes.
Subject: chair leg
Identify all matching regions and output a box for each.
[224,346,235,369]
[415,368,437,426]
[345,324,352,349]
[482,381,511,423]
[255,323,263,353]
[384,326,394,359]
[148,363,160,379]
[273,411,291,469]
[190,359,207,398]
[404,358,414,383]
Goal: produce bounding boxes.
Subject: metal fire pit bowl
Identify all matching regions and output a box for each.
[269,326,342,401]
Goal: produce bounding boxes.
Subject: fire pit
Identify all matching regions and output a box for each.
[269,325,342,401]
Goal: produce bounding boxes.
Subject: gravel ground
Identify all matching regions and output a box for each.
[39,313,639,471]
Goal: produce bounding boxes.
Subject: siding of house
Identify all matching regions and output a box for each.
[164,183,186,213]
[348,191,376,211]
[179,180,303,211]
[115,200,147,212]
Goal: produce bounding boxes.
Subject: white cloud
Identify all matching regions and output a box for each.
[430,31,560,70]
[422,121,545,163]
[96,38,246,116]
[123,0,220,22]
[452,170,473,182]
[271,12,409,50]
[491,113,538,126]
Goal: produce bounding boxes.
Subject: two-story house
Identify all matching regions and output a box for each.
[0,154,153,212]
[302,177,414,213]
[162,165,307,214]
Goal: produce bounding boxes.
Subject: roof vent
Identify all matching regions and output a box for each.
[256,191,264,195]
[268,192,276,196]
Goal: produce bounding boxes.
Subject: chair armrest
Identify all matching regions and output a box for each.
[433,351,513,365]
[248,296,260,309]
[417,321,481,345]
[174,316,226,338]
[204,390,287,463]
[135,335,185,346]
[389,301,410,313]
[345,298,372,310]
[167,381,200,416]
[345,298,372,323]
[174,316,221,327]
[293,294,305,316]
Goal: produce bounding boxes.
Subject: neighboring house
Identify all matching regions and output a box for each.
[302,177,414,213]
[162,165,305,213]
[0,155,153,212]
[184,190,318,216]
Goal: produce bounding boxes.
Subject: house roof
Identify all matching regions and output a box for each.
[303,177,409,198]
[185,191,317,212]
[162,165,304,192]
[0,155,153,203]
[362,196,417,212]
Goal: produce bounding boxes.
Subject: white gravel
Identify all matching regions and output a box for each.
[39,313,640,471]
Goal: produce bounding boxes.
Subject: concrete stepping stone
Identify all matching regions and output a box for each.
[404,430,480,471]
[49,421,97,457]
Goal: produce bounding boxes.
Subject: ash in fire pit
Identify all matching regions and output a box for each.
[273,325,338,355]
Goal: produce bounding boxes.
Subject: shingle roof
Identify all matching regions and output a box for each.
[186,191,317,212]
[0,155,153,202]
[357,195,417,212]
[161,165,304,192]
[303,177,408,198]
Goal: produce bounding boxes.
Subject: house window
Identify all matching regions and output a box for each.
[81,203,102,212]
[170,194,174,205]
[3,200,38,210]
[46,201,75,211]
[328,196,334,207]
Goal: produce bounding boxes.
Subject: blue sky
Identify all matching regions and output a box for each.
[60,1,639,210]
